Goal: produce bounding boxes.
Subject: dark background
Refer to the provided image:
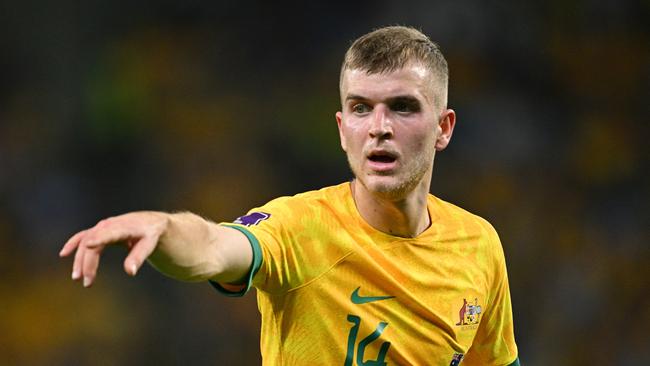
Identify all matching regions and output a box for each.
[1,1,648,365]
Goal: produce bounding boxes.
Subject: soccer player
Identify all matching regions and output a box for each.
[60,26,520,365]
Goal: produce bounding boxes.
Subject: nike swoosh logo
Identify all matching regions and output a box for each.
[351,286,395,304]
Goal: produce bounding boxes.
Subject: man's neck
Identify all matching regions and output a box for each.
[351,179,431,238]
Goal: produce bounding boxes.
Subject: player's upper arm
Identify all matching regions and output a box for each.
[207,224,265,296]
[209,225,255,284]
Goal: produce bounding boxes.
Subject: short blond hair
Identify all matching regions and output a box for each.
[341,26,449,107]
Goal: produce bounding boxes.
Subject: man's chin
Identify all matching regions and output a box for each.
[362,176,413,200]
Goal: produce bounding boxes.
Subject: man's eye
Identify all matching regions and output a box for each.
[392,101,418,113]
[352,104,371,114]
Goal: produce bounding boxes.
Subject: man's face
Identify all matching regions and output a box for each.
[336,64,454,199]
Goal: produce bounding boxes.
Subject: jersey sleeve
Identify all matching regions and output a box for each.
[462,222,519,366]
[209,195,310,296]
[208,224,264,297]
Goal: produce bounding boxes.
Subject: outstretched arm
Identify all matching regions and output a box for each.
[59,211,252,287]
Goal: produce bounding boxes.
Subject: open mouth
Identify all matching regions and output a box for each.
[368,154,396,163]
[367,151,398,167]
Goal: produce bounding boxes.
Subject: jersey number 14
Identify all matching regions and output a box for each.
[344,315,391,366]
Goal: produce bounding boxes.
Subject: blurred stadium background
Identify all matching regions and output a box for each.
[1,1,648,365]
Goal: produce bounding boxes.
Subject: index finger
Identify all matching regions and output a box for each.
[81,224,139,250]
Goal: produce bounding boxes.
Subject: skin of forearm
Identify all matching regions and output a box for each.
[146,212,236,283]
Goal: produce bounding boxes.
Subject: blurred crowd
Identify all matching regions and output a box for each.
[1,1,648,365]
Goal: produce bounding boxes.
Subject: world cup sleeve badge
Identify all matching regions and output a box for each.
[233,212,271,226]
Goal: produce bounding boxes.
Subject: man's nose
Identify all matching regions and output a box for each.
[369,105,393,139]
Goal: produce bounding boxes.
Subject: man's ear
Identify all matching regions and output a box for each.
[435,109,456,151]
[336,111,347,152]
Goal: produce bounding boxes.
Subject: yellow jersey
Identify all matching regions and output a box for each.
[212,182,519,365]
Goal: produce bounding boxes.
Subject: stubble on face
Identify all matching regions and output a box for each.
[347,137,436,201]
[340,66,441,201]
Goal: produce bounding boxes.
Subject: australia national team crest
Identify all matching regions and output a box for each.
[456,297,482,327]
[233,212,271,226]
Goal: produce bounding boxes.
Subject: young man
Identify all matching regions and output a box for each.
[60,26,519,365]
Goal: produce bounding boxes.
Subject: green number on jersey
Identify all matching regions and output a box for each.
[344,315,391,366]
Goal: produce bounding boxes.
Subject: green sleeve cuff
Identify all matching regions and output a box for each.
[507,357,520,366]
[208,224,263,297]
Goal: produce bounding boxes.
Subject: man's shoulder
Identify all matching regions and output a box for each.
[293,182,351,201]
[428,194,498,234]
[231,183,351,234]
[254,182,351,216]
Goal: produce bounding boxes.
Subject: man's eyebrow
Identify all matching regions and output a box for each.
[345,94,368,102]
[387,95,420,104]
[345,94,421,103]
